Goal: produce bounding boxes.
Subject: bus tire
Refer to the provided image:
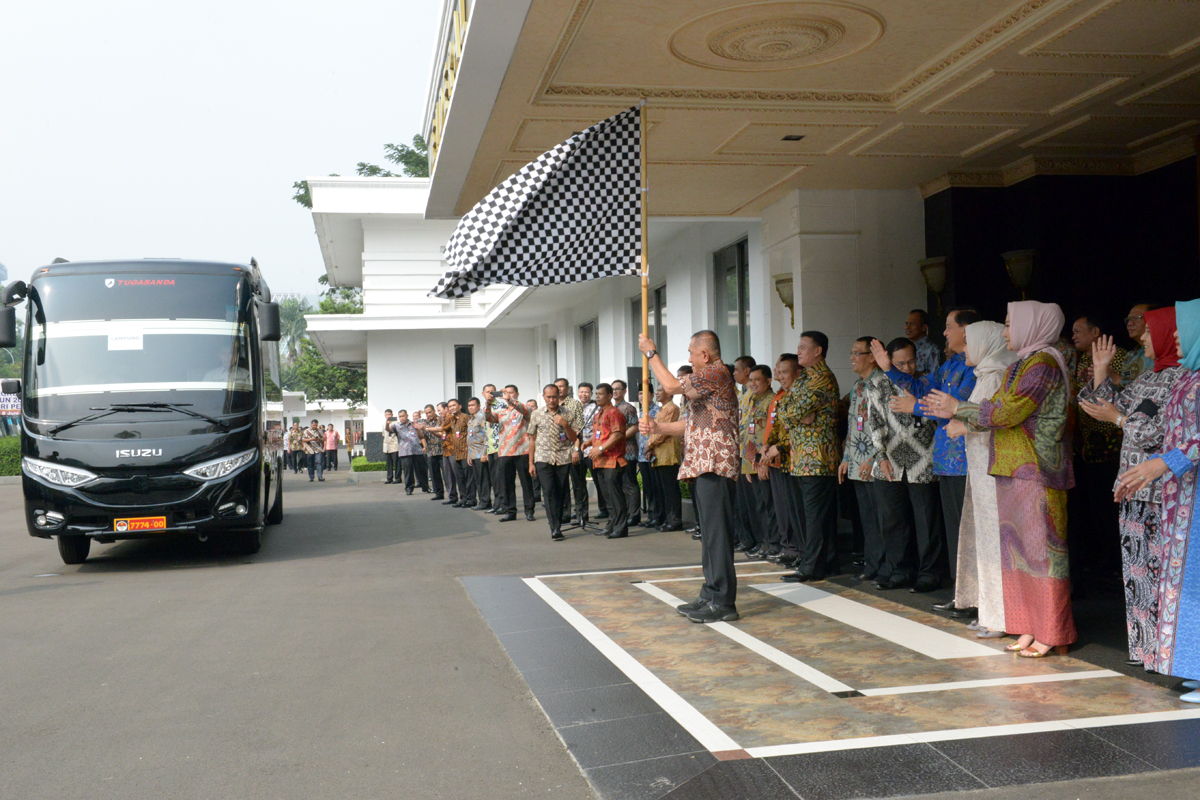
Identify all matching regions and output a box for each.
[57,536,91,564]
[266,469,283,525]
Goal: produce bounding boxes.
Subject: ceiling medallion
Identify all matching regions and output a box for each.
[668,2,885,73]
[708,18,845,64]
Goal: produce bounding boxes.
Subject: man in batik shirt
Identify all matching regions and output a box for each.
[738,365,777,556]
[612,380,642,526]
[528,383,583,540]
[417,404,445,500]
[466,397,491,510]
[556,378,587,525]
[487,384,534,522]
[482,384,504,513]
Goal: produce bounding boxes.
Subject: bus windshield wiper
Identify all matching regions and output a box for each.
[47,403,230,436]
[108,402,231,431]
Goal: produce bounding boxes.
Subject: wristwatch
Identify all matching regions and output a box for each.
[644,349,657,360]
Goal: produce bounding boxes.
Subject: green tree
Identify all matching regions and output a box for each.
[293,135,429,208]
[316,274,362,315]
[293,337,366,407]
[278,296,313,362]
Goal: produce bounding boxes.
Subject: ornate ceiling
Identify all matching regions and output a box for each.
[452,0,1200,216]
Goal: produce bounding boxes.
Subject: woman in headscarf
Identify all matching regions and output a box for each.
[1078,307,1184,670]
[924,301,1076,657]
[944,321,1018,638]
[1117,299,1200,702]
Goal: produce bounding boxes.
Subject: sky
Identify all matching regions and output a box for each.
[0,0,441,295]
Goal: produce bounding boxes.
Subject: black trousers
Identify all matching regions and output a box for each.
[489,456,502,509]
[400,454,429,492]
[594,467,628,535]
[655,463,682,527]
[427,454,444,496]
[326,449,339,470]
[694,473,737,608]
[747,475,779,550]
[875,477,943,585]
[385,452,400,483]
[794,475,838,577]
[854,480,887,581]
[621,461,641,521]
[587,458,609,516]
[734,474,758,549]
[938,474,967,582]
[768,466,800,555]
[473,457,492,507]
[638,461,662,523]
[290,450,303,472]
[452,458,474,506]
[499,454,534,514]
[569,457,590,520]
[535,462,570,535]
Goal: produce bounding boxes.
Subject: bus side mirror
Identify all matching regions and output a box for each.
[0,379,20,395]
[0,306,16,348]
[257,300,281,342]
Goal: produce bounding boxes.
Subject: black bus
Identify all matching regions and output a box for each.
[0,259,285,563]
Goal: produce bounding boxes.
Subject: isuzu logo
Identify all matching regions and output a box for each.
[105,278,115,288]
[116,449,162,458]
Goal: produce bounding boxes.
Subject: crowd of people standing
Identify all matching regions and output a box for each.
[286,420,342,481]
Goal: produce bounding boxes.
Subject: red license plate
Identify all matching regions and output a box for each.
[113,516,167,532]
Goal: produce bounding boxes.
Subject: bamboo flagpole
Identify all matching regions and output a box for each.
[640,100,650,422]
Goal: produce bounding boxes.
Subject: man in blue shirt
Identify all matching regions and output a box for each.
[871,308,981,607]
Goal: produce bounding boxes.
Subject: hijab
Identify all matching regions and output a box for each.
[1176,298,1200,371]
[1143,306,1180,372]
[966,320,1018,378]
[1008,300,1070,385]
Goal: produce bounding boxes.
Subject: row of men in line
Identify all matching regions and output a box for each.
[285,421,342,480]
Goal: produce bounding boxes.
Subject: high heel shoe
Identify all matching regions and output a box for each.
[1005,635,1034,652]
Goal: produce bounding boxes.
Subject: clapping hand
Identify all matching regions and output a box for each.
[920,389,958,419]
[1079,398,1120,424]
[945,420,968,439]
[1092,335,1116,374]
[889,392,917,415]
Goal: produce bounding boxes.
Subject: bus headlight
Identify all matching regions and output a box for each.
[183,449,257,481]
[23,457,99,488]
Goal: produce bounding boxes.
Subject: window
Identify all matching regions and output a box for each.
[579,321,599,386]
[630,285,668,366]
[454,345,473,403]
[549,338,558,379]
[713,239,750,359]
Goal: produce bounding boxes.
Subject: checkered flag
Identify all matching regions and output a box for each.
[430,106,641,299]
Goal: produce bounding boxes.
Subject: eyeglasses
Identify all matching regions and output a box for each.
[1125,315,1144,323]
[850,350,871,357]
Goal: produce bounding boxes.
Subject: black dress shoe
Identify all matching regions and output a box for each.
[384,480,393,484]
[473,504,490,511]
[876,577,909,590]
[685,526,699,534]
[551,531,565,541]
[949,606,977,619]
[430,494,444,501]
[777,555,799,569]
[745,548,766,560]
[594,528,610,536]
[687,603,739,623]
[733,543,750,553]
[499,513,517,522]
[525,512,535,521]
[627,517,641,527]
[856,572,876,582]
[442,499,457,505]
[406,490,413,495]
[781,572,818,583]
[910,580,939,593]
[606,530,628,539]
[690,531,702,540]
[676,597,706,615]
[1125,658,1143,667]
[658,524,683,532]
[931,600,957,612]
[595,512,610,520]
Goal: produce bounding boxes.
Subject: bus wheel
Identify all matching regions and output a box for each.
[266,473,283,525]
[57,536,91,564]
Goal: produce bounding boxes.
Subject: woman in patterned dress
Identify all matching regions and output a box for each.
[946,321,1017,639]
[1118,299,1200,702]
[1078,307,1184,670]
[926,301,1076,657]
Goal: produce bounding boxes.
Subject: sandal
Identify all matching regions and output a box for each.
[1018,643,1069,658]
[1005,635,1034,652]
[976,629,1006,639]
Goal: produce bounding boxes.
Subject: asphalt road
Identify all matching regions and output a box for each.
[1,470,691,800]
[4,471,1200,800]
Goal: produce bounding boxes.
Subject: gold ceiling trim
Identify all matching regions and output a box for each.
[920,68,1134,116]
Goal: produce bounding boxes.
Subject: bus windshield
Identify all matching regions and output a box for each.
[23,272,255,420]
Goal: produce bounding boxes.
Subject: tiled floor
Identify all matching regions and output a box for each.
[464,563,1200,800]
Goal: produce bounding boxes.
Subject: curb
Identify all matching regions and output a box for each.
[347,471,386,483]
[0,475,21,485]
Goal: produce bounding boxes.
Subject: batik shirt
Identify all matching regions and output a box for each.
[637,403,660,463]
[443,413,470,461]
[887,351,977,477]
[1078,366,1185,504]
[679,361,740,481]
[390,422,424,457]
[418,418,443,456]
[579,401,599,445]
[494,404,530,457]
[762,389,790,473]
[913,336,941,376]
[1073,349,1128,464]
[738,389,773,475]
[842,370,886,482]
[529,403,584,466]
[485,399,504,455]
[302,428,323,455]
[767,361,840,477]
[590,405,628,469]
[868,373,937,483]
[467,410,488,460]
[956,352,1073,490]
[648,401,681,467]
[1122,346,1153,385]
[287,428,302,452]
[617,400,640,462]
